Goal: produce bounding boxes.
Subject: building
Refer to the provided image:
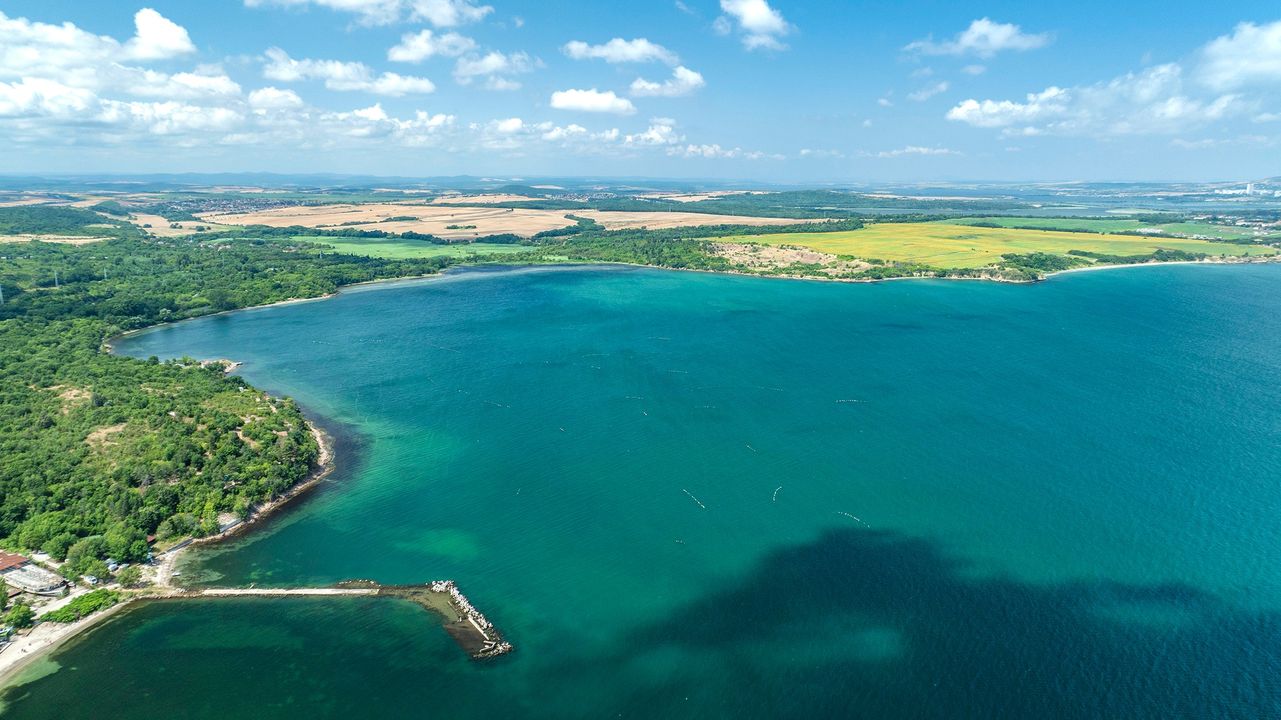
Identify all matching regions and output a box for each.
[0,552,67,595]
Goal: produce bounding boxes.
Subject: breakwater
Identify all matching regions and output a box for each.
[184,580,511,660]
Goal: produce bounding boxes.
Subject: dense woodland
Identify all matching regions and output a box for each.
[0,207,460,579]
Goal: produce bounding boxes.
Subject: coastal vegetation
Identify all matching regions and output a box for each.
[39,589,120,623]
[0,219,465,579]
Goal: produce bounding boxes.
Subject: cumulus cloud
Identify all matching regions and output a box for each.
[947,64,1242,136]
[247,86,304,109]
[715,0,792,51]
[264,48,435,95]
[453,51,534,89]
[550,88,636,114]
[624,117,682,145]
[563,38,678,65]
[0,78,97,120]
[542,123,586,141]
[244,0,492,27]
[905,18,1051,58]
[124,8,196,60]
[388,30,476,62]
[630,66,705,97]
[1198,20,1281,90]
[491,116,523,133]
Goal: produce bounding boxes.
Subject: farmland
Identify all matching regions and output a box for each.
[946,216,1280,242]
[299,237,532,260]
[722,223,1277,269]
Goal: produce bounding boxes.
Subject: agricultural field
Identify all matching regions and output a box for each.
[298,237,532,260]
[946,216,1280,242]
[724,223,1278,269]
[202,202,807,239]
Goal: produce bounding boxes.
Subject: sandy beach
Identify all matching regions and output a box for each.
[0,594,132,688]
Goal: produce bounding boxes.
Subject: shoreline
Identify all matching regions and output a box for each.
[12,251,1276,689]
[154,419,335,588]
[0,421,336,691]
[0,597,133,690]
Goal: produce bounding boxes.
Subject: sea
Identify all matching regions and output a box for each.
[4,264,1280,718]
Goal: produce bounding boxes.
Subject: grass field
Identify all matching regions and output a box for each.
[724,224,1277,269]
[946,216,1279,242]
[297,237,531,260]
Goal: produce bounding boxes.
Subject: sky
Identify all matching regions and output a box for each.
[1,0,1280,182]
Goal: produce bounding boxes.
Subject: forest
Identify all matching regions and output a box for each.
[0,213,463,580]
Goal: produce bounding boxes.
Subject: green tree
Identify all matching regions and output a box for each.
[5,603,34,629]
[115,565,143,587]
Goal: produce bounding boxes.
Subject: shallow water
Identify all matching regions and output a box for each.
[8,264,1281,718]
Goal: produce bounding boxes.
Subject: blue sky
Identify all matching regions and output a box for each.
[2,0,1280,181]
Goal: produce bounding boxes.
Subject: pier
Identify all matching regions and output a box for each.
[190,581,512,660]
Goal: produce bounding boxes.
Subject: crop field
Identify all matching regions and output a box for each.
[946,216,1279,242]
[297,237,532,260]
[204,202,806,239]
[723,223,1277,269]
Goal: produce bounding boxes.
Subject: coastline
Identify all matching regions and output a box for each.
[0,597,133,690]
[0,420,335,690]
[154,418,335,588]
[10,252,1276,690]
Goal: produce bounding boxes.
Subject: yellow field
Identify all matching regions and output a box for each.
[725,224,1277,269]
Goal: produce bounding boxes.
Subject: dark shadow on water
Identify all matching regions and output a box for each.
[549,529,1281,719]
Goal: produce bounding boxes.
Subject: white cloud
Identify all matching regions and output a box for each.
[873,146,961,158]
[0,9,194,79]
[946,87,1068,128]
[263,48,435,95]
[98,99,243,135]
[716,0,792,51]
[123,8,196,60]
[453,51,534,89]
[248,86,304,109]
[0,78,97,119]
[563,38,678,65]
[492,116,523,133]
[961,64,986,76]
[906,18,1051,58]
[671,143,777,160]
[388,30,476,62]
[625,118,682,145]
[1198,20,1281,90]
[542,123,586,141]
[413,0,492,27]
[244,0,492,27]
[908,81,949,102]
[877,97,893,107]
[132,71,242,100]
[550,88,636,114]
[630,66,706,97]
[947,64,1243,136]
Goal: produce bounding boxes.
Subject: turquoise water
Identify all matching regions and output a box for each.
[6,264,1281,718]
